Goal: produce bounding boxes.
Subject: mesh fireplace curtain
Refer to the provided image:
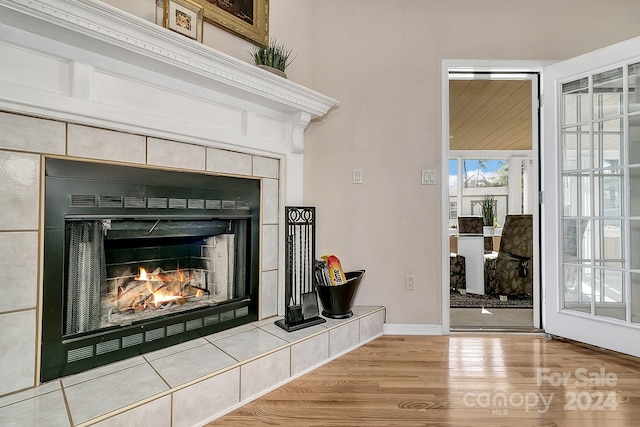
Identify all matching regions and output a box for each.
[66,221,106,335]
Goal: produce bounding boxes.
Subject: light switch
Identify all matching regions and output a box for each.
[353,168,363,184]
[421,169,437,185]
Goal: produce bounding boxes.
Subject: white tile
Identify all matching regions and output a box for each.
[252,156,279,178]
[351,306,383,317]
[259,320,327,344]
[0,151,40,230]
[359,309,385,342]
[0,380,60,408]
[144,338,209,362]
[148,343,236,387]
[61,356,146,387]
[67,124,146,164]
[213,328,287,362]
[0,310,36,396]
[147,138,206,171]
[291,333,330,376]
[172,368,240,427]
[204,323,256,342]
[0,232,38,311]
[92,396,171,427]
[329,320,360,357]
[261,224,278,271]
[261,178,279,224]
[260,270,278,319]
[240,348,290,400]
[0,389,70,427]
[64,363,168,425]
[206,148,252,176]
[0,112,65,155]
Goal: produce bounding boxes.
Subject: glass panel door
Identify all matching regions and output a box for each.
[543,36,640,357]
[560,68,626,322]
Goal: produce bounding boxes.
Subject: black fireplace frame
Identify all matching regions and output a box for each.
[41,158,261,382]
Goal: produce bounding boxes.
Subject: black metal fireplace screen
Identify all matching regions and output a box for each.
[42,159,260,381]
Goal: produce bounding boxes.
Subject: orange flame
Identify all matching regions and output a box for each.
[134,267,148,281]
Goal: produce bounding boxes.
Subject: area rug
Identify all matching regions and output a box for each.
[450,290,533,308]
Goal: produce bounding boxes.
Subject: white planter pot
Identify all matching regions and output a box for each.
[483,226,495,237]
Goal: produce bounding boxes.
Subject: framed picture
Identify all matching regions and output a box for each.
[159,0,204,42]
[196,0,269,46]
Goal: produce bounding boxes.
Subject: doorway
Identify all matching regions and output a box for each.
[441,66,542,331]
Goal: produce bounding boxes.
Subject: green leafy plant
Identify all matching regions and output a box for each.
[250,38,295,72]
[481,195,495,227]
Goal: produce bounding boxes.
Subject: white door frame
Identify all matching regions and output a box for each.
[441,60,551,333]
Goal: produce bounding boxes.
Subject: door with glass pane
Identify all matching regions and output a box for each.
[543,36,640,357]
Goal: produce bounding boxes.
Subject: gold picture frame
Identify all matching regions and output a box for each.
[196,0,269,46]
[159,0,204,42]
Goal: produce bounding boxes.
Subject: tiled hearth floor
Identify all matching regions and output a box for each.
[0,306,385,427]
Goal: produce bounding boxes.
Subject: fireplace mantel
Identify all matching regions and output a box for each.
[0,0,338,156]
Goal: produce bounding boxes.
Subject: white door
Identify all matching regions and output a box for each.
[543,36,640,356]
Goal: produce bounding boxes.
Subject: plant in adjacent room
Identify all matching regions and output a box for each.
[481,195,496,227]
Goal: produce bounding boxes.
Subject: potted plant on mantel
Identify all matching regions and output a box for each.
[481,195,496,237]
[249,38,295,79]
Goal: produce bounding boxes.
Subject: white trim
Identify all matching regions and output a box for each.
[384,323,444,335]
[449,150,532,158]
[442,60,548,333]
[0,0,338,119]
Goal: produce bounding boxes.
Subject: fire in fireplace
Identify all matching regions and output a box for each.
[41,159,260,381]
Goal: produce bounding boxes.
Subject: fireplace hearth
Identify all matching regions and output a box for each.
[41,158,260,381]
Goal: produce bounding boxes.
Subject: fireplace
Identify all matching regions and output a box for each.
[41,158,260,381]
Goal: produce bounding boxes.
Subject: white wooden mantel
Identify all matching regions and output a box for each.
[0,0,338,202]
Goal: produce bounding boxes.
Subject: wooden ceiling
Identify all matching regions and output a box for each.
[449,79,532,151]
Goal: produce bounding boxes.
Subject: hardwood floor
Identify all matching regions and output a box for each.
[209,334,640,426]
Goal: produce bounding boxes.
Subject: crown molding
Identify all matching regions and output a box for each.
[0,0,338,119]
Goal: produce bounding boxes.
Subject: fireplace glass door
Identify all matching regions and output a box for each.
[65,217,249,336]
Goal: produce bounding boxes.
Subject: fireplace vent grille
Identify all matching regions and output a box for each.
[68,194,251,211]
[188,199,205,209]
[70,194,97,207]
[148,197,168,208]
[63,308,246,366]
[206,200,222,210]
[68,346,93,363]
[99,195,123,208]
[169,198,187,209]
[96,339,119,355]
[125,196,146,208]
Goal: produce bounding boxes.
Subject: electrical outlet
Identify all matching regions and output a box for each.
[405,274,416,290]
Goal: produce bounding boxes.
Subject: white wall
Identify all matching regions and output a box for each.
[301,0,640,325]
[101,0,640,326]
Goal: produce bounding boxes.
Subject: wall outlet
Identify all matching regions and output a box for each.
[405,274,416,290]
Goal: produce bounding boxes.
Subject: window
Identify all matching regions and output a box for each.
[449,202,457,219]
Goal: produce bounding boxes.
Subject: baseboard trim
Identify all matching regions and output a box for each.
[384,323,444,335]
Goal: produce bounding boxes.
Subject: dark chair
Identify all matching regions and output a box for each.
[491,214,533,296]
[450,254,466,290]
[457,216,483,234]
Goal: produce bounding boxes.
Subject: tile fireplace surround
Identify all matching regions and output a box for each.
[0,0,385,425]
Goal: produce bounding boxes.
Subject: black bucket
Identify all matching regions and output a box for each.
[316,270,365,319]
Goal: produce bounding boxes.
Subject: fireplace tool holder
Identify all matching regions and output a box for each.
[275,206,326,332]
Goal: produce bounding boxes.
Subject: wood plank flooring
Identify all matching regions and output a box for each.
[209,334,640,426]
